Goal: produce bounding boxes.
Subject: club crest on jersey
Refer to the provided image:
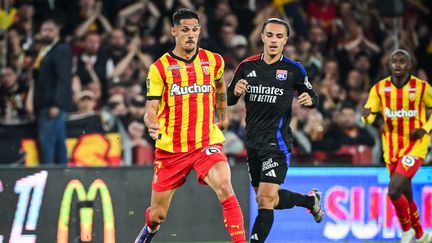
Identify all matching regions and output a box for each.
[276,69,287,81]
[408,87,416,101]
[409,93,416,101]
[202,66,210,75]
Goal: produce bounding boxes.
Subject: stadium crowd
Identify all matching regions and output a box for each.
[0,0,431,165]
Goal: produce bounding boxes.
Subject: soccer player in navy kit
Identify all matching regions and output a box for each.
[227,18,324,242]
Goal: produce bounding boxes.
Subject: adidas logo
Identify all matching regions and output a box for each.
[251,233,259,240]
[247,70,257,77]
[265,169,276,177]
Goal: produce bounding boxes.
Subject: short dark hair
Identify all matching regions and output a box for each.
[41,18,62,29]
[340,101,356,111]
[172,8,200,26]
[262,18,290,36]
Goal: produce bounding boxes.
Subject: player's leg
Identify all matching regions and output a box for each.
[388,172,412,231]
[204,161,246,243]
[390,156,425,243]
[135,189,176,243]
[249,149,292,243]
[404,180,426,241]
[250,182,279,243]
[385,162,414,242]
[273,187,323,223]
[136,149,192,243]
[401,159,430,242]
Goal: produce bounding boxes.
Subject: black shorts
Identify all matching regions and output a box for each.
[247,148,289,187]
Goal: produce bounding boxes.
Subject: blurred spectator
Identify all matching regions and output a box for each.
[112,35,152,85]
[211,12,239,57]
[227,34,249,67]
[320,58,339,83]
[121,94,153,146]
[227,98,246,141]
[33,19,72,165]
[353,51,374,85]
[74,0,112,39]
[207,0,232,42]
[105,28,128,64]
[304,110,327,149]
[309,24,328,56]
[274,0,309,38]
[344,69,369,108]
[307,0,337,35]
[116,0,160,40]
[284,43,298,60]
[291,97,314,155]
[75,89,97,114]
[312,103,375,152]
[120,94,154,164]
[5,29,23,70]
[107,93,127,117]
[0,66,29,120]
[298,39,321,82]
[74,32,113,103]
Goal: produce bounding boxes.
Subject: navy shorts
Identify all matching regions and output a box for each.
[246,148,290,187]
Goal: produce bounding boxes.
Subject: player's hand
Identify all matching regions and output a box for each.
[234,79,248,96]
[147,122,161,140]
[410,128,427,140]
[362,108,371,118]
[216,118,229,130]
[48,106,60,118]
[298,92,313,107]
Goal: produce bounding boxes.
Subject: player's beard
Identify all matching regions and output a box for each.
[184,41,197,53]
[184,46,196,54]
[185,47,195,53]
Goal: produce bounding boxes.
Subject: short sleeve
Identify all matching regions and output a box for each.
[215,54,225,81]
[146,64,164,100]
[424,82,432,108]
[364,84,381,113]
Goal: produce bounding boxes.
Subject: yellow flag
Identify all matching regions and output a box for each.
[0,8,17,30]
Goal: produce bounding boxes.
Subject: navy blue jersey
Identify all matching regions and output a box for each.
[227,54,318,152]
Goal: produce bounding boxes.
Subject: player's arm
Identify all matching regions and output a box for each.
[293,65,318,108]
[144,63,164,140]
[411,82,432,139]
[421,82,432,133]
[362,84,380,125]
[144,100,160,140]
[227,63,247,106]
[215,77,228,130]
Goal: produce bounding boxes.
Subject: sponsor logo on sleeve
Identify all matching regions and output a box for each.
[304,76,313,89]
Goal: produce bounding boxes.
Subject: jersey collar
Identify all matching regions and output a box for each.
[169,49,199,64]
[260,54,284,63]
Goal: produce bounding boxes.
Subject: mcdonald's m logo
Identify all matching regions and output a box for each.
[57,179,115,243]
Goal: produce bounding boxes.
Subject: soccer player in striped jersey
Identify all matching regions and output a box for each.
[363,49,432,243]
[134,8,246,243]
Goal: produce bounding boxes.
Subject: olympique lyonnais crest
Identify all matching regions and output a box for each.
[276,69,287,81]
[202,66,210,75]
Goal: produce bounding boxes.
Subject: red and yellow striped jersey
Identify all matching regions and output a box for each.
[146,48,225,153]
[364,75,432,163]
